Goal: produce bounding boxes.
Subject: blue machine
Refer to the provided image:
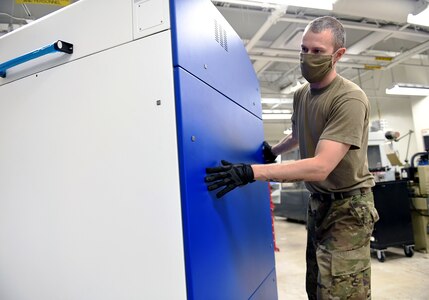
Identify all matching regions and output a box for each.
[171,1,277,298]
[0,0,277,299]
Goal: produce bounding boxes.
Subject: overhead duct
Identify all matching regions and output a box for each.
[333,0,416,24]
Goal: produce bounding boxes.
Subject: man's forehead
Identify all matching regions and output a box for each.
[303,28,333,38]
[301,29,334,46]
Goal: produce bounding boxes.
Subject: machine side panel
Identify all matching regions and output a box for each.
[249,269,278,300]
[0,31,187,300]
[170,0,262,118]
[174,68,277,300]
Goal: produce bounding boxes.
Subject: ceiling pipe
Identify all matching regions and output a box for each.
[214,0,280,9]
[250,54,385,69]
[384,39,429,70]
[254,27,304,74]
[346,31,392,55]
[251,54,366,68]
[273,65,300,86]
[251,47,394,62]
[277,16,429,41]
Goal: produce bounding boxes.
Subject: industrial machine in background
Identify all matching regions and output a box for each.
[274,181,309,223]
[370,131,429,261]
[368,130,398,182]
[273,149,310,223]
[404,150,429,253]
[371,179,415,262]
[368,129,418,262]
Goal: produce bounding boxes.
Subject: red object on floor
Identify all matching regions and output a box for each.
[268,183,280,252]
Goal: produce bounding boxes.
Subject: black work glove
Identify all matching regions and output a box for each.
[205,160,255,198]
[262,141,277,164]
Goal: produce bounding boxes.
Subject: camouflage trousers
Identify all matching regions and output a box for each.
[305,192,379,300]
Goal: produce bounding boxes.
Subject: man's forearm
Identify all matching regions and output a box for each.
[271,134,299,156]
[253,139,350,183]
[251,157,328,183]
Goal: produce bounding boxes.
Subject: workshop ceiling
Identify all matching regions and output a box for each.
[1,0,429,143]
[214,0,429,142]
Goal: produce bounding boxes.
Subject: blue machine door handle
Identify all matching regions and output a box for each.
[0,40,73,78]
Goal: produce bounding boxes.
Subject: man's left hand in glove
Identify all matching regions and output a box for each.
[205,160,255,198]
[262,141,277,164]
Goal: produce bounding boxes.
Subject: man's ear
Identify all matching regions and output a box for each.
[333,47,346,64]
[335,47,346,60]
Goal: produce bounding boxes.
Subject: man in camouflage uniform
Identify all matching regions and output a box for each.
[306,192,378,299]
[205,16,379,299]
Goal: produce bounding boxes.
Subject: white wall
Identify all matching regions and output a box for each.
[411,96,429,153]
[369,97,418,165]
[363,64,429,166]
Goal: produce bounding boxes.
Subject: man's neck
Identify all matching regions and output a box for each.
[309,70,337,90]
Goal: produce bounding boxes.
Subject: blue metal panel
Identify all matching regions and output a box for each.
[174,68,277,300]
[170,0,262,118]
[170,1,277,298]
[249,269,278,300]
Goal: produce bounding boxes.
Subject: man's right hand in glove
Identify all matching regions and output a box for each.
[262,141,277,164]
[205,160,255,198]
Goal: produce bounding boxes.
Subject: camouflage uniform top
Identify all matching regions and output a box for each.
[292,75,375,194]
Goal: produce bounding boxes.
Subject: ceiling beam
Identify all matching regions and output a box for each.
[245,6,287,51]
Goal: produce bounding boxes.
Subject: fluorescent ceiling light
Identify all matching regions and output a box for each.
[385,83,429,96]
[213,0,336,10]
[407,5,429,27]
[269,0,336,10]
[262,113,292,120]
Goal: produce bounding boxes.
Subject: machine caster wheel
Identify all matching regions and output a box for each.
[404,245,414,257]
[376,250,386,262]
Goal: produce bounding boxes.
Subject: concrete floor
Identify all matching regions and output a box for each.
[273,217,429,300]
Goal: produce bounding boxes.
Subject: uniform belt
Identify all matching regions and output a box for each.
[311,187,372,201]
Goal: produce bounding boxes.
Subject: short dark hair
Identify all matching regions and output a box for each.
[306,16,346,50]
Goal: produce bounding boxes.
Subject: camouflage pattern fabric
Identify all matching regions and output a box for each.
[305,192,379,299]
